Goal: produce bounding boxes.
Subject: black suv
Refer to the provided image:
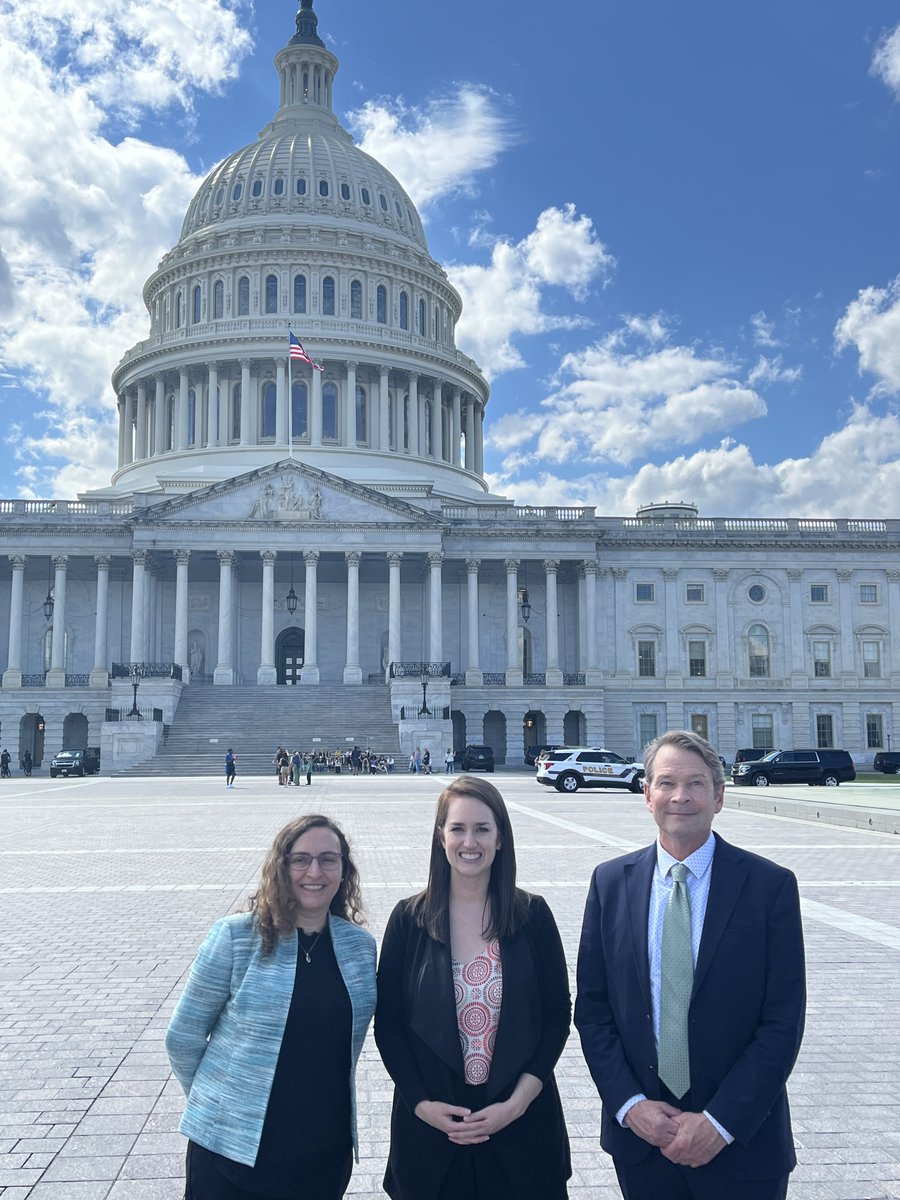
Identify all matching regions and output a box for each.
[460,745,494,772]
[732,749,855,788]
[873,751,900,774]
[50,747,101,778]
[733,747,773,764]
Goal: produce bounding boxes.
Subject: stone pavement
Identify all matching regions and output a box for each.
[1,770,899,1199]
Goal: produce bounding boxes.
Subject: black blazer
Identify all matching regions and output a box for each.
[375,892,572,1200]
[574,833,806,1182]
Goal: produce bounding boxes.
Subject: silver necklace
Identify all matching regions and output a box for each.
[297,929,322,963]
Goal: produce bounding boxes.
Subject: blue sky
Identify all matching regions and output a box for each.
[2,0,900,514]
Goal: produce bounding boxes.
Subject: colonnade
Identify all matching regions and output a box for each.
[114,359,485,474]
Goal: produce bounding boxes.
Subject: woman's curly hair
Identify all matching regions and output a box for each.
[246,813,365,954]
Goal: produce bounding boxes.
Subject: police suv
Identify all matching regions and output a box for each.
[536,747,645,794]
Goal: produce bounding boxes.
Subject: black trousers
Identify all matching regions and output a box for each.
[185,1141,352,1200]
[435,1145,518,1200]
[614,1154,788,1200]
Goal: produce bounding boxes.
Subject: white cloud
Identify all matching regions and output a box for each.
[346,85,512,210]
[750,310,781,348]
[871,23,900,99]
[747,354,803,387]
[0,0,252,496]
[448,205,613,378]
[834,275,900,392]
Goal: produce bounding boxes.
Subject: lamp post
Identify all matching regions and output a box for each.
[128,664,142,719]
[418,669,432,718]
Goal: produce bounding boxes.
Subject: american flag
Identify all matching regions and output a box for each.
[289,332,324,371]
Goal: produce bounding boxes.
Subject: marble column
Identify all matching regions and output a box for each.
[301,551,320,683]
[432,382,444,461]
[464,397,475,471]
[117,395,126,468]
[465,557,482,685]
[388,552,403,677]
[452,388,462,466]
[505,558,523,686]
[344,551,362,684]
[428,552,443,664]
[345,361,357,448]
[275,359,287,447]
[786,569,805,680]
[309,369,322,446]
[153,376,166,455]
[379,367,390,451]
[837,569,856,682]
[663,567,679,681]
[90,555,111,687]
[2,555,26,688]
[135,383,148,460]
[240,360,252,446]
[408,373,419,455]
[174,550,190,680]
[177,369,189,450]
[888,570,900,686]
[129,551,147,664]
[258,551,277,685]
[584,560,601,684]
[46,555,69,688]
[214,550,235,685]
[544,559,563,685]
[611,568,628,676]
[123,390,135,465]
[713,568,732,681]
[474,403,484,476]
[206,362,219,447]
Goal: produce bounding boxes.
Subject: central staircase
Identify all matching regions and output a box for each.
[115,684,400,776]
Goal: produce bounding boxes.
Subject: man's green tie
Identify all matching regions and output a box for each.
[658,861,692,1099]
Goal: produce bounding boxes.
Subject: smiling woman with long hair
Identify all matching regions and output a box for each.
[375,776,572,1200]
[166,814,376,1200]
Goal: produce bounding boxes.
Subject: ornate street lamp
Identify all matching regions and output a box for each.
[519,587,531,624]
[418,669,432,718]
[128,664,142,719]
[285,553,298,616]
[42,560,54,621]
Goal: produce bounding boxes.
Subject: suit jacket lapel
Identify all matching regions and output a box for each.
[409,932,465,1076]
[485,929,540,1101]
[625,846,656,1013]
[692,834,749,997]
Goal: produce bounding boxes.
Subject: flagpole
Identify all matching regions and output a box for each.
[287,328,293,460]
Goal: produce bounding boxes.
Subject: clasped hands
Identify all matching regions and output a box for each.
[414,1097,523,1144]
[624,1100,725,1167]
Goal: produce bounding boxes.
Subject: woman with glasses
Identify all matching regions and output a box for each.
[375,776,571,1200]
[166,814,376,1200]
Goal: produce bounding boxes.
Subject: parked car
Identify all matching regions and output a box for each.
[873,751,900,774]
[733,747,773,764]
[525,743,562,767]
[536,748,644,794]
[49,747,101,778]
[460,744,494,772]
[731,748,854,788]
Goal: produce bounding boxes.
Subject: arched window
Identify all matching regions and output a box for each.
[293,274,307,313]
[340,182,351,200]
[322,275,335,316]
[322,381,338,440]
[399,291,409,330]
[360,186,371,206]
[319,178,329,197]
[356,385,367,443]
[237,276,250,316]
[213,280,224,320]
[749,625,770,678]
[175,292,183,328]
[418,298,426,335]
[350,279,362,319]
[291,381,308,439]
[265,273,278,314]
[187,389,196,445]
[232,181,243,201]
[376,285,387,325]
[296,176,307,196]
[252,178,263,198]
[273,177,285,196]
[192,285,202,325]
[261,381,276,439]
[231,383,241,441]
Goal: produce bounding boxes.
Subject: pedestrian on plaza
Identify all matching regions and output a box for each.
[224,748,236,788]
[306,754,313,786]
[23,749,33,776]
[445,748,455,774]
[575,729,806,1200]
[375,775,572,1200]
[292,750,302,786]
[422,748,431,775]
[166,813,376,1200]
[0,748,10,778]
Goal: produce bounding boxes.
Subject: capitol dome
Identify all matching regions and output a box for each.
[107,0,489,501]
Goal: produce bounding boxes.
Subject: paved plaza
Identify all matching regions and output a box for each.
[1,769,899,1199]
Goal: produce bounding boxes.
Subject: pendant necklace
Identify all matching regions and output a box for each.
[298,929,322,963]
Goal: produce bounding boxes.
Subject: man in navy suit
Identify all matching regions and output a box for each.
[575,729,805,1199]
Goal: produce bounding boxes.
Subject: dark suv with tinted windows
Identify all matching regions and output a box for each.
[460,745,494,772]
[732,748,854,788]
[873,751,900,774]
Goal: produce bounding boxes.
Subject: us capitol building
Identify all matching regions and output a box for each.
[1,0,897,773]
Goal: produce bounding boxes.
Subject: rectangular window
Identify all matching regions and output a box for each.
[638,641,656,677]
[863,641,881,678]
[639,713,658,748]
[685,583,705,603]
[690,713,709,741]
[813,641,831,678]
[815,713,834,748]
[688,640,706,677]
[635,582,655,602]
[810,584,828,603]
[751,713,773,750]
[866,713,884,750]
[860,583,878,604]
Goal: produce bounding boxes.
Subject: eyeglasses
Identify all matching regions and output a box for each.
[286,852,344,873]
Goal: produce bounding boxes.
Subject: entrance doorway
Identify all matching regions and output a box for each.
[20,713,45,768]
[276,627,305,685]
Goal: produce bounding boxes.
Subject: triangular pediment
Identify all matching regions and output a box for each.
[131,460,444,527]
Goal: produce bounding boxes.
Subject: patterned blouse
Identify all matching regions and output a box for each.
[452,939,503,1085]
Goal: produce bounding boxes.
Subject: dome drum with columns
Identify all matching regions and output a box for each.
[1,3,898,778]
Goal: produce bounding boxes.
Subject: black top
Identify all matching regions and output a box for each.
[202,926,352,1197]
